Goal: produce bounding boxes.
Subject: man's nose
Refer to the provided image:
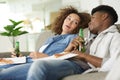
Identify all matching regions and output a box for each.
[88,22,91,26]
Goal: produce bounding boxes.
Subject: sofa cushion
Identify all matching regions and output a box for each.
[62,72,108,80]
[0,52,30,58]
[115,24,120,32]
[35,30,54,51]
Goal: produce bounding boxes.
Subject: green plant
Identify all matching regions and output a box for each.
[0,19,28,48]
[0,19,28,37]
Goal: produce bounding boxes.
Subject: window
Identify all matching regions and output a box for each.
[0,2,26,31]
[0,2,10,31]
[0,2,45,33]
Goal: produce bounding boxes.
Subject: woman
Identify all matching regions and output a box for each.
[0,6,90,80]
[29,7,90,59]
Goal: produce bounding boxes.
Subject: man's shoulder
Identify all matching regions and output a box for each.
[113,32,120,39]
[115,24,120,32]
[111,31,120,44]
[111,33,120,39]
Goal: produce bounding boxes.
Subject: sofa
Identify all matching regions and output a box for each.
[62,72,108,80]
[0,24,120,80]
[0,52,108,80]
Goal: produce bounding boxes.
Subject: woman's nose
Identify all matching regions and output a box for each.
[69,21,73,25]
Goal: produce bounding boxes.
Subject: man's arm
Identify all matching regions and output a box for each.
[73,50,102,67]
[64,36,102,67]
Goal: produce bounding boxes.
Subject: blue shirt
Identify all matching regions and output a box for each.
[40,34,77,56]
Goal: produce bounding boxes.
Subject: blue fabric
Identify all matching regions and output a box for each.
[27,60,85,80]
[43,34,77,56]
[0,57,32,69]
[0,63,32,80]
[0,34,77,80]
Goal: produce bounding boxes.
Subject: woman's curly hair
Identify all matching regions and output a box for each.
[51,6,91,35]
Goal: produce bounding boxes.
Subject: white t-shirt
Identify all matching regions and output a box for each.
[88,25,120,72]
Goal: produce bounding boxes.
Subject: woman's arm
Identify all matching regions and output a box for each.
[29,52,49,59]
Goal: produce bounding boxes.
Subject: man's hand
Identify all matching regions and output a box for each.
[72,50,85,59]
[64,36,84,52]
[72,50,102,67]
[29,52,49,59]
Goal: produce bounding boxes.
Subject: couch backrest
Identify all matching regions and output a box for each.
[35,30,54,51]
[115,24,120,32]
[35,24,120,52]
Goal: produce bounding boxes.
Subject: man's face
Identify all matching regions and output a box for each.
[89,12,104,34]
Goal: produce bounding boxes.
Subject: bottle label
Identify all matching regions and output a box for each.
[15,41,20,57]
[79,28,86,53]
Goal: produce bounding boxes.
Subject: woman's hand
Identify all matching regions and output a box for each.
[29,52,49,59]
[11,52,23,57]
[0,58,13,64]
[54,52,69,58]
[54,54,65,58]
[64,36,84,52]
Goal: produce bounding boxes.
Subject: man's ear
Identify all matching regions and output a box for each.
[102,13,109,21]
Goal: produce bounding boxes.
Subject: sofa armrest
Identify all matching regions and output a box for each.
[61,72,108,80]
[0,52,30,58]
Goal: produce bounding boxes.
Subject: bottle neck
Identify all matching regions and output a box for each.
[15,41,19,49]
[79,28,84,38]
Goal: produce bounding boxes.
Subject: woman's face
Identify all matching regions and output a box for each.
[62,13,80,34]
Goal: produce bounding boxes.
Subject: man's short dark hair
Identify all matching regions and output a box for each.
[91,5,118,24]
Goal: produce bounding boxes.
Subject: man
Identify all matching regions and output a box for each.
[105,54,120,80]
[26,5,120,80]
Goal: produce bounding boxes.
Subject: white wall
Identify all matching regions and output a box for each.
[102,0,120,23]
[0,0,119,53]
[62,0,120,23]
[0,36,12,52]
[0,34,28,52]
[80,0,101,13]
[6,0,120,25]
[0,31,54,53]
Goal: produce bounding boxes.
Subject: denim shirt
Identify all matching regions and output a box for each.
[39,34,77,56]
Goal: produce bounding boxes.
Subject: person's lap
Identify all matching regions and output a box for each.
[0,59,86,80]
[27,59,85,80]
[0,63,32,80]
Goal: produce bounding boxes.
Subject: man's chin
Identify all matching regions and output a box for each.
[89,29,97,34]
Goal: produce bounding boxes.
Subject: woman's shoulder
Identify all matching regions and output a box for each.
[63,34,78,42]
[66,34,78,38]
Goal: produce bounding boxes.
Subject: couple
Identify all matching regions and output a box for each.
[0,5,120,80]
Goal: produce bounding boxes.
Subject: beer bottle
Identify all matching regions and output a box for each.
[79,28,86,52]
[15,41,20,57]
